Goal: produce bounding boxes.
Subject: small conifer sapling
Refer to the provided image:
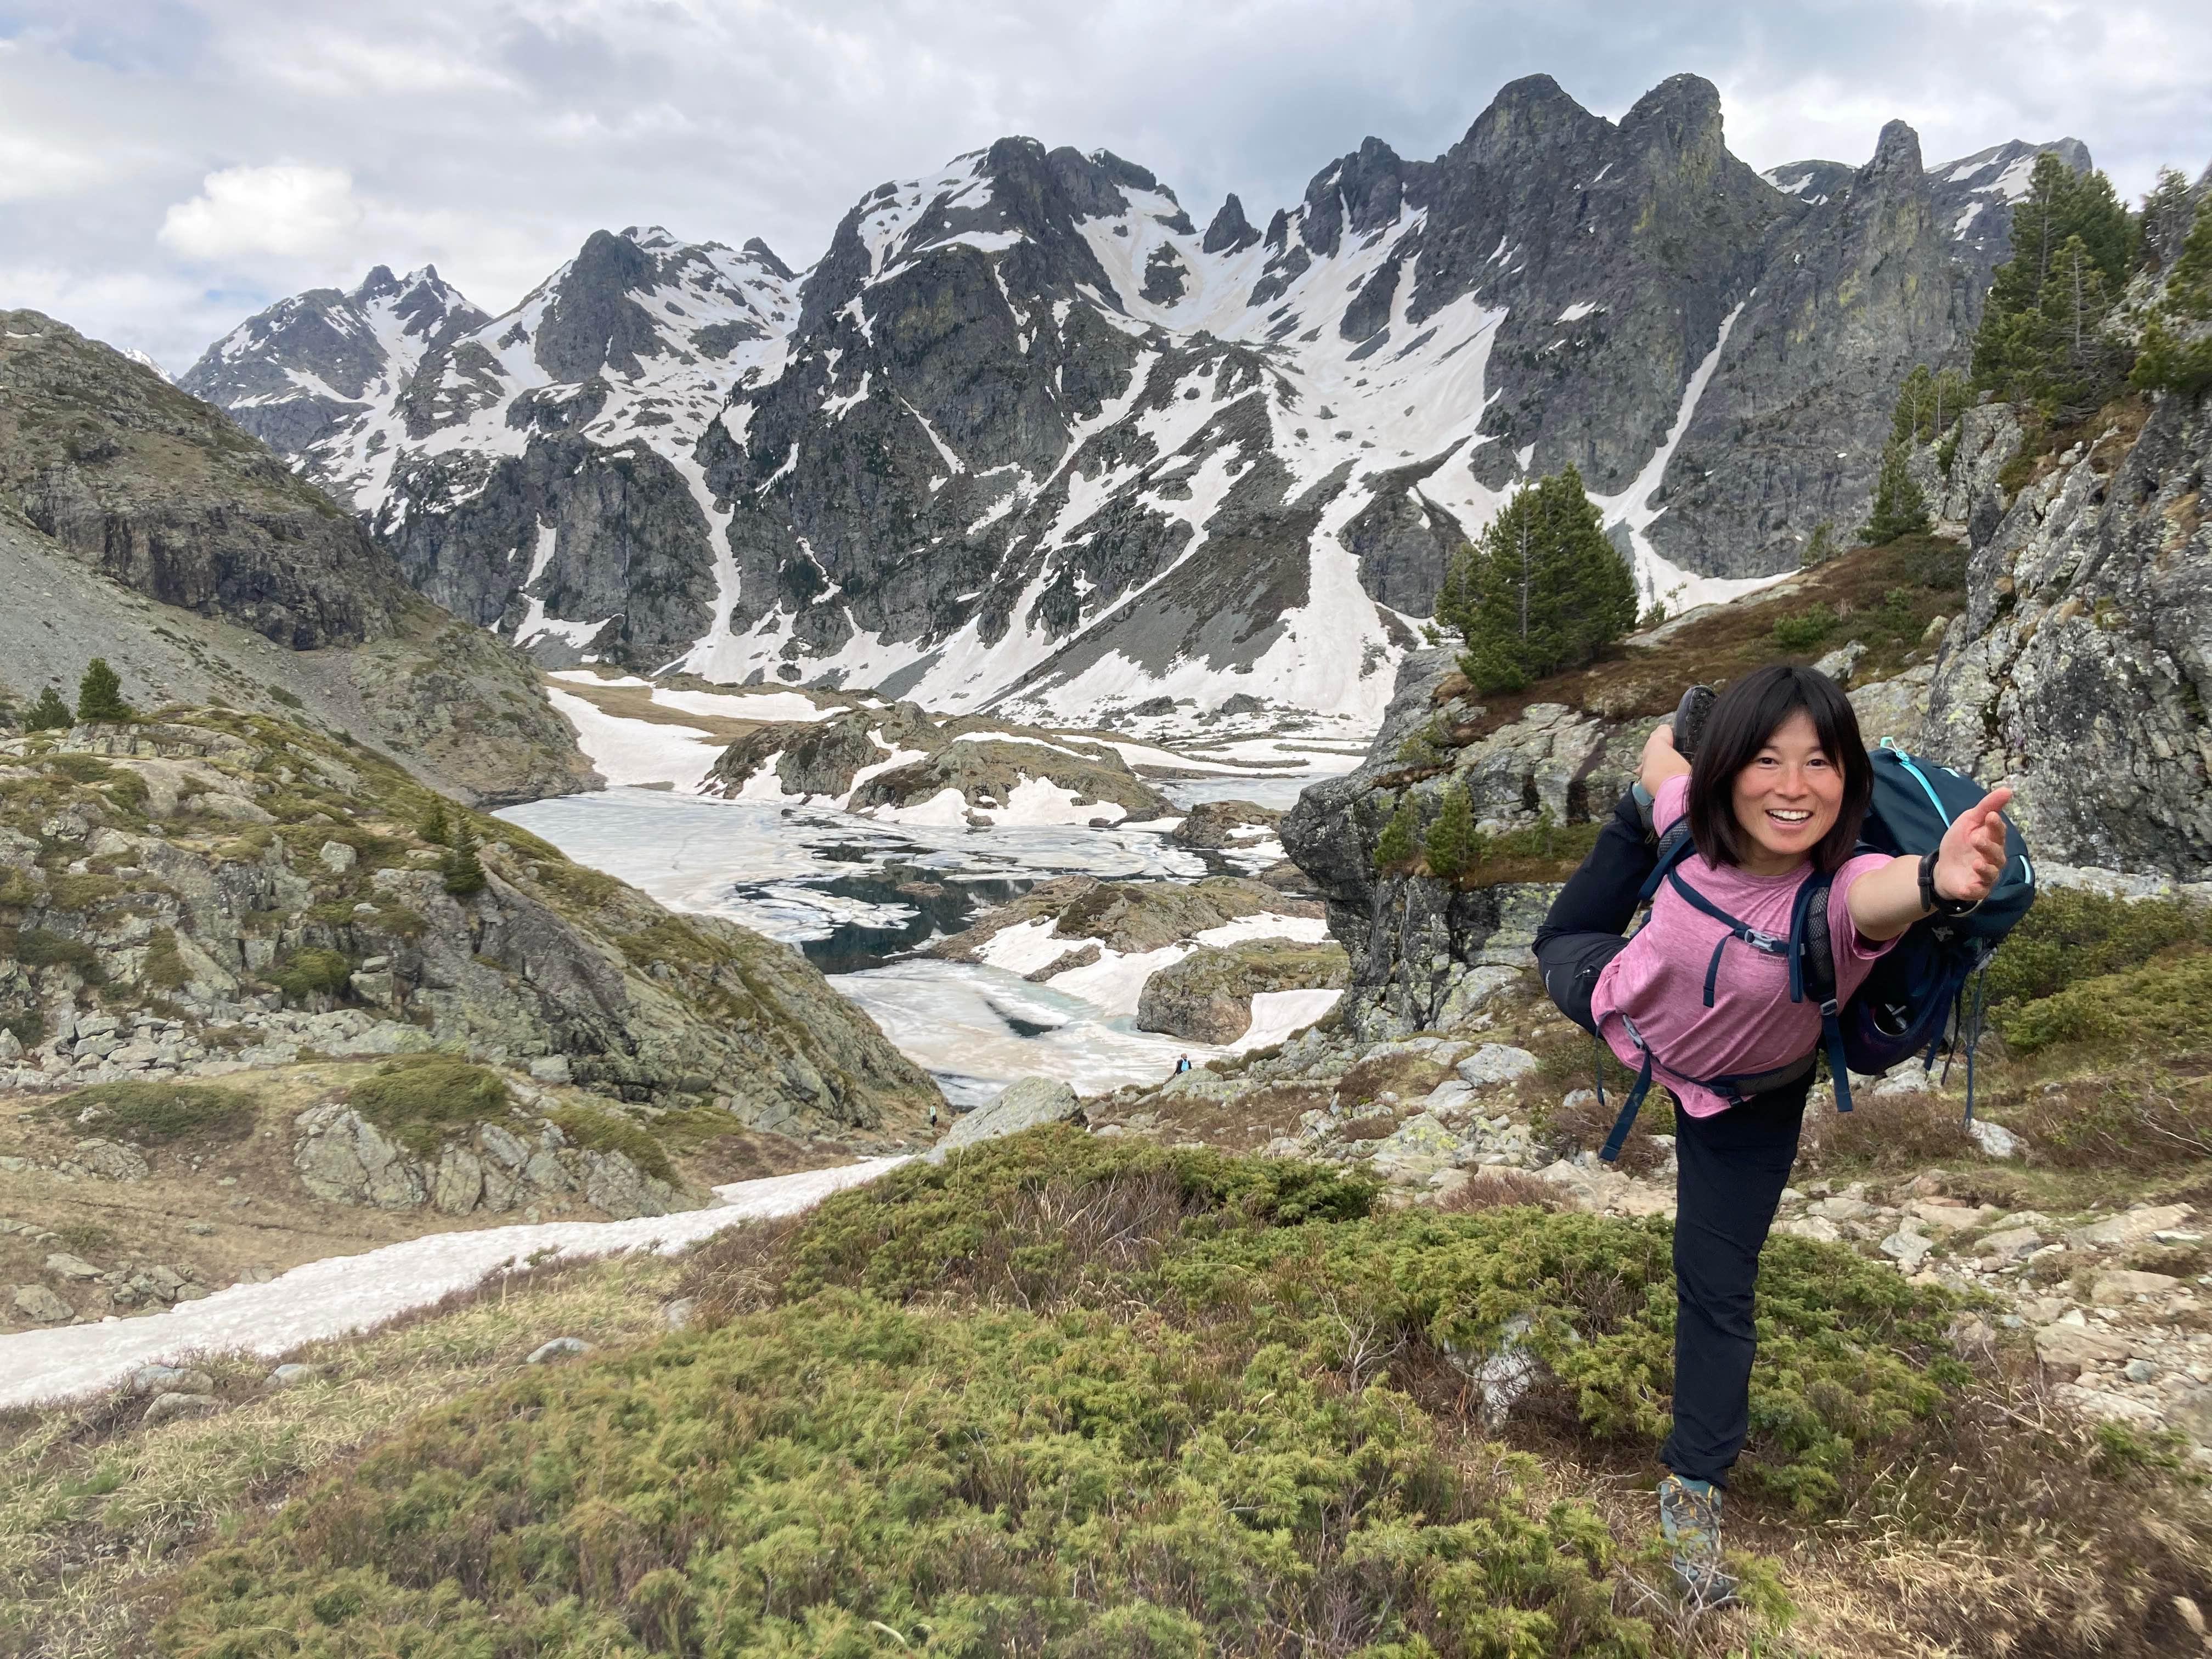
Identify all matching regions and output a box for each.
[76,658,132,723]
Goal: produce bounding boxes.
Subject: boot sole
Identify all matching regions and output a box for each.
[1672,685,1718,763]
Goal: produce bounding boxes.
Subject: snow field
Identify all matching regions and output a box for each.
[0,1159,909,1410]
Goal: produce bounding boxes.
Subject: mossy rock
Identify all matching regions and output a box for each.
[1136,938,1348,1042]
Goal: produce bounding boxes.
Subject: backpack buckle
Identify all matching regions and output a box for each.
[1746,928,1787,953]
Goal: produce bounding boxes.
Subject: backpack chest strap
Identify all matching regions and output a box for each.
[1666,869,1790,1006]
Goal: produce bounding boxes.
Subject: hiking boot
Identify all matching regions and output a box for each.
[1658,1474,1739,1608]
[1671,684,1718,764]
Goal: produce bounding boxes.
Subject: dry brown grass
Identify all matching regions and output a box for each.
[1437,1169,1563,1212]
[0,1249,683,1658]
[1797,1086,1979,1171]
[1438,531,1969,741]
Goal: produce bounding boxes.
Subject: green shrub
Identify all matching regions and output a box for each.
[2000,952,2212,1057]
[348,1056,512,1155]
[441,827,486,896]
[46,1079,256,1144]
[781,1127,1376,1306]
[550,1105,674,1186]
[0,867,37,908]
[43,752,112,783]
[1770,605,1838,652]
[143,927,188,990]
[13,928,103,981]
[268,946,353,1006]
[21,686,72,731]
[45,872,123,911]
[1373,793,1419,871]
[75,657,133,723]
[1423,782,1478,879]
[1983,886,2210,1011]
[159,1289,1645,1659]
[1156,1206,1958,1513]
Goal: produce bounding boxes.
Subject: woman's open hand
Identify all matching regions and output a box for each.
[1935,787,2013,904]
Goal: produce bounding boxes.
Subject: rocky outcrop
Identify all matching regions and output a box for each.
[929,1075,1082,1159]
[1924,390,2212,877]
[1135,938,1348,1043]
[1169,798,1282,849]
[0,312,594,806]
[0,709,937,1133]
[932,874,1320,962]
[704,704,1169,821]
[291,1101,686,1220]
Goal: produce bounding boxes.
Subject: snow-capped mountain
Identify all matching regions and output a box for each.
[184,73,2085,724]
[182,264,489,491]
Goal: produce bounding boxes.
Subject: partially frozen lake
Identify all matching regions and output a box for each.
[500,772,1351,1102]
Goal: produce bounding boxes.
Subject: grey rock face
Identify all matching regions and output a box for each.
[2,311,398,650]
[1924,388,2212,876]
[0,314,594,807]
[933,1075,1082,1157]
[1134,937,1348,1043]
[290,1100,683,1220]
[704,703,1167,820]
[13,1284,72,1323]
[188,84,2089,718]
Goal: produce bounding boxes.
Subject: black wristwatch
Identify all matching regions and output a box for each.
[1918,848,1983,916]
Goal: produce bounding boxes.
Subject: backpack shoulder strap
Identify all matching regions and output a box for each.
[1635,821,1697,905]
[1791,868,1853,1115]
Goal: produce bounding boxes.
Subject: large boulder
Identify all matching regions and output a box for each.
[1136,938,1349,1043]
[929,1076,1082,1160]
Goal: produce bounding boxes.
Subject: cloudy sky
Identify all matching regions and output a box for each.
[4,0,2208,374]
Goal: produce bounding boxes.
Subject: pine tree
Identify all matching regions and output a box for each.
[2132,199,2212,394]
[2137,167,2197,273]
[1436,466,1636,695]
[1373,795,1419,872]
[23,686,72,731]
[1859,442,1930,545]
[1972,153,2135,415]
[75,658,132,723]
[1423,785,1479,882]
[419,801,452,847]
[441,826,487,896]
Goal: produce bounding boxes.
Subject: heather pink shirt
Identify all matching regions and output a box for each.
[1589,775,1897,1118]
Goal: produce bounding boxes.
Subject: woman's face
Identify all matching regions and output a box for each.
[1729,710,1843,873]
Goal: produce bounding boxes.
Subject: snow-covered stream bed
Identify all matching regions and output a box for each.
[0,1159,907,1410]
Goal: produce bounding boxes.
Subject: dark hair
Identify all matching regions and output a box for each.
[1686,664,1871,872]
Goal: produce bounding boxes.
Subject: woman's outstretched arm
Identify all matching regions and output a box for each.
[1846,787,2014,941]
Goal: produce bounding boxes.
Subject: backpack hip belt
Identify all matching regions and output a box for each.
[1596,1012,1821,1163]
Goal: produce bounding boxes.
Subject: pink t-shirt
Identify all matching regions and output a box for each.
[1589,775,1897,1118]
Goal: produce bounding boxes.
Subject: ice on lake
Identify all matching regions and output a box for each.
[500,766,1357,1103]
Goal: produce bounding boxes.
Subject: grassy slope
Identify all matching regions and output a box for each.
[0,1131,2190,1658]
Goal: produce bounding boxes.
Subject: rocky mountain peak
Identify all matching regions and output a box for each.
[1202,193,1259,255]
[532,228,664,381]
[1867,118,1927,179]
[1454,72,1605,170]
[742,236,798,279]
[1619,71,1725,145]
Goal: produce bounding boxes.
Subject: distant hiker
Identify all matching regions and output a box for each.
[928,1102,939,1132]
[1172,1054,1192,1075]
[1531,667,2012,1606]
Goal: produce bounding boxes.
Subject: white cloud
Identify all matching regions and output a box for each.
[158,163,366,261]
[2,0,2206,374]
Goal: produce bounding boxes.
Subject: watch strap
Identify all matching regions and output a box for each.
[1919,847,1982,916]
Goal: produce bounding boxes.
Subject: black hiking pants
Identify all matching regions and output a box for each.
[1531,788,1810,1489]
